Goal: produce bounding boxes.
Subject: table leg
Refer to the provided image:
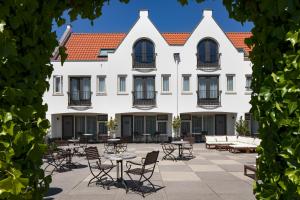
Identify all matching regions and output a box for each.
[116,160,127,190]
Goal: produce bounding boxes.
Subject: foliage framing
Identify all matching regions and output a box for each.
[0,0,128,199]
[0,0,299,199]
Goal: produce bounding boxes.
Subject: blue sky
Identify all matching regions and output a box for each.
[52,0,253,39]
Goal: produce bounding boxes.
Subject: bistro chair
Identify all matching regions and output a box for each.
[182,136,195,158]
[85,146,116,188]
[117,137,129,153]
[161,143,176,161]
[125,151,159,197]
[44,144,68,173]
[74,137,88,156]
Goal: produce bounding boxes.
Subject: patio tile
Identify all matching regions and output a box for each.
[229,172,254,184]
[189,164,225,172]
[158,160,186,166]
[219,164,244,172]
[206,180,253,195]
[196,172,240,181]
[160,172,200,182]
[219,194,256,200]
[159,165,192,172]
[210,159,241,165]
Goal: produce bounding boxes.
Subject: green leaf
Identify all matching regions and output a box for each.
[288,102,297,114]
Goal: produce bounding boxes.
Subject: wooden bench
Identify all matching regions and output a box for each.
[244,164,256,180]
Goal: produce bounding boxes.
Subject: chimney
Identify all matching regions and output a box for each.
[203,9,213,18]
[139,9,149,18]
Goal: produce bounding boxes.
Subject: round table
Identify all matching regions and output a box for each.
[83,134,93,142]
[107,138,121,152]
[104,153,136,190]
[171,141,189,159]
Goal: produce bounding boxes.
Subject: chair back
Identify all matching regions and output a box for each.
[144,151,159,166]
[85,146,100,160]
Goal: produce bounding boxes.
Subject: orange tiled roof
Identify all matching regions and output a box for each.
[61,32,252,61]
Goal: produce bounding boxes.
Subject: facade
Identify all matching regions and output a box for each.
[44,10,258,142]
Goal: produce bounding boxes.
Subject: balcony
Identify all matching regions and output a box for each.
[196,53,221,71]
[197,90,221,108]
[132,91,157,106]
[132,53,156,69]
[68,91,92,106]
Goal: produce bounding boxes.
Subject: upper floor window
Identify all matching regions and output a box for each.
[118,75,127,93]
[245,75,252,91]
[161,75,170,93]
[97,76,106,95]
[53,75,63,95]
[197,39,220,69]
[133,39,156,68]
[182,75,191,93]
[226,74,236,92]
[69,77,91,106]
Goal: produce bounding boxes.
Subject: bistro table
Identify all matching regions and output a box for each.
[142,133,151,143]
[107,138,121,153]
[83,134,93,143]
[104,152,136,191]
[58,145,78,169]
[171,140,189,160]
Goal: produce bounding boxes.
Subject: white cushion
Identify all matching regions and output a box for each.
[215,136,227,142]
[205,136,216,142]
[226,136,237,142]
[246,137,255,144]
[238,136,248,143]
[253,138,261,146]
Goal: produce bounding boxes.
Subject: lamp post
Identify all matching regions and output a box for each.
[173,53,180,117]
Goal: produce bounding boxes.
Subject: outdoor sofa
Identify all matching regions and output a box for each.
[205,135,261,153]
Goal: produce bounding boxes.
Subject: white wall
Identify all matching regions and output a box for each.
[44,10,252,137]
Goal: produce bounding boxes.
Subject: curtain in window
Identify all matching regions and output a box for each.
[98,77,105,93]
[82,78,91,100]
[246,76,252,89]
[98,122,107,135]
[192,116,202,133]
[135,78,143,99]
[198,39,218,64]
[134,116,144,135]
[119,77,126,92]
[157,122,167,134]
[203,115,214,135]
[162,76,169,92]
[199,79,206,98]
[86,116,96,135]
[227,76,233,91]
[210,78,218,98]
[146,78,154,99]
[71,79,79,100]
[146,116,156,135]
[55,76,61,93]
[75,116,85,138]
[183,76,190,91]
[181,121,190,134]
[134,40,154,64]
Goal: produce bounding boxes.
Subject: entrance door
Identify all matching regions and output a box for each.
[121,116,132,140]
[215,114,226,135]
[62,116,73,139]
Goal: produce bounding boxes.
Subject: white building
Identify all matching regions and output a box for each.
[44,9,257,142]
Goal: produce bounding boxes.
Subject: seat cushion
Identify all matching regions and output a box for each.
[226,136,237,143]
[215,136,227,142]
[126,168,152,175]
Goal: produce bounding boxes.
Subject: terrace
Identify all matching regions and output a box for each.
[44,143,256,200]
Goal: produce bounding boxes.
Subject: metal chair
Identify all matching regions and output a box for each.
[85,146,115,188]
[182,136,195,158]
[74,137,88,156]
[161,143,176,161]
[125,151,159,197]
[117,137,129,153]
[44,145,68,173]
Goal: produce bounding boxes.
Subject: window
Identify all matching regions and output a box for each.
[133,76,155,99]
[69,77,91,106]
[118,75,127,93]
[157,121,167,134]
[98,49,115,58]
[53,75,63,94]
[226,74,235,92]
[161,75,170,93]
[246,75,252,91]
[198,76,219,99]
[197,39,219,65]
[97,76,106,94]
[133,39,155,68]
[192,116,202,133]
[182,75,190,92]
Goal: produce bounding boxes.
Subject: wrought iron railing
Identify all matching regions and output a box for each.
[196,53,221,70]
[132,91,157,106]
[68,91,92,106]
[132,53,156,68]
[197,90,221,106]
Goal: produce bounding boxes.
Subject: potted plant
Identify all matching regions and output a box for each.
[106,117,118,138]
[235,116,250,136]
[172,116,181,140]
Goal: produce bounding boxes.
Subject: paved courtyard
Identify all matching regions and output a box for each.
[44,143,257,200]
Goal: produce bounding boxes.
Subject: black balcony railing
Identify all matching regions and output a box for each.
[68,91,92,106]
[132,91,156,106]
[132,53,156,68]
[196,53,221,70]
[197,90,221,106]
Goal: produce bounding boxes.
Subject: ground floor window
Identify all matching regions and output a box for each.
[181,114,215,135]
[132,115,168,136]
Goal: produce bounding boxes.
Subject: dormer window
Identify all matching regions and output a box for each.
[132,39,156,68]
[197,38,220,70]
[98,49,115,59]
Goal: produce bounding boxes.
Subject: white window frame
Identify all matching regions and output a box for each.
[161,74,171,94]
[182,74,192,94]
[53,75,63,95]
[245,74,252,94]
[225,74,236,94]
[96,75,106,95]
[117,75,128,95]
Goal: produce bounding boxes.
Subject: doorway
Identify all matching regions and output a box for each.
[215,114,226,135]
[121,115,133,140]
[62,116,73,139]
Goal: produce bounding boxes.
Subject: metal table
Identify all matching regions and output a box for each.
[104,153,136,191]
[171,140,189,159]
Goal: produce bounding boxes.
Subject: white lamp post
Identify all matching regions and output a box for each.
[173,53,181,117]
